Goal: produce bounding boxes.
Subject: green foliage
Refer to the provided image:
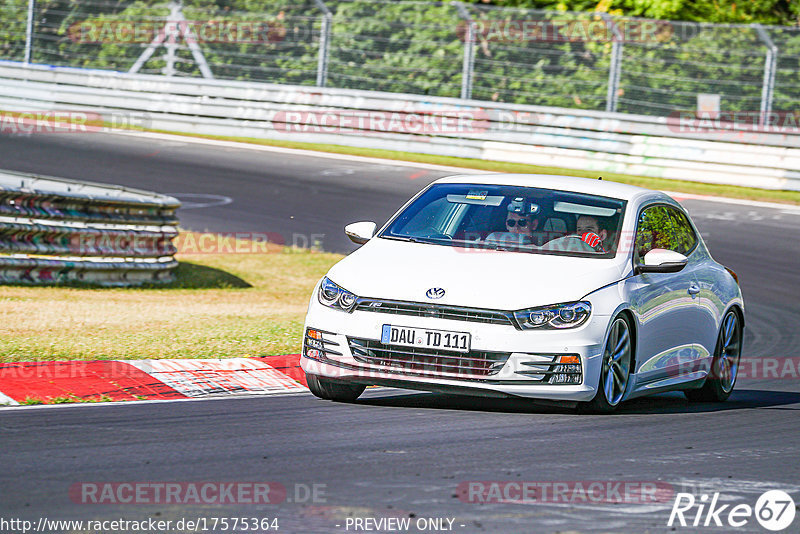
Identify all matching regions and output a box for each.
[771,28,800,112]
[1,0,798,115]
[618,24,768,114]
[482,0,799,25]
[469,9,613,108]
[635,204,694,259]
[0,0,29,61]
[327,0,464,95]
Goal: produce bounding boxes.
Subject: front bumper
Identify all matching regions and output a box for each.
[301,298,610,402]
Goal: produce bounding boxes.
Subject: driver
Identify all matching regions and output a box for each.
[575,215,609,252]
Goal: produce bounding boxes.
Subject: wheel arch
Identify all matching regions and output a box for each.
[617,308,638,373]
[727,303,745,330]
[603,304,638,374]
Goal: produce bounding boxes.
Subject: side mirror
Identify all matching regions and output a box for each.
[344,221,377,245]
[635,248,688,274]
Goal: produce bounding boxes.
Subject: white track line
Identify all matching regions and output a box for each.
[111,130,485,174]
[125,358,306,397]
[111,130,800,212]
[664,191,800,212]
[0,390,19,406]
[0,389,312,412]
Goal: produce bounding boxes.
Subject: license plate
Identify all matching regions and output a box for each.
[381,325,471,353]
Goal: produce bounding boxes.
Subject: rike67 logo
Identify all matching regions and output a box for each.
[668,490,796,531]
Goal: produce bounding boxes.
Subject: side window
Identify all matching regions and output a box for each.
[665,206,697,255]
[635,205,676,262]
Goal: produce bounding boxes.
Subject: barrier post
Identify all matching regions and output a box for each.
[752,23,778,126]
[601,13,623,114]
[452,2,476,101]
[24,0,35,64]
[313,0,332,87]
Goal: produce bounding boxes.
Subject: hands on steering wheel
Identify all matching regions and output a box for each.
[579,232,605,253]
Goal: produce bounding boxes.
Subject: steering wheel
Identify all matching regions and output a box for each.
[568,233,606,253]
[542,234,603,253]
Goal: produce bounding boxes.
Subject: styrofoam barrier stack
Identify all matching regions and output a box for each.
[0,169,180,286]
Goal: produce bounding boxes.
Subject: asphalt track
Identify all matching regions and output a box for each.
[1,132,800,533]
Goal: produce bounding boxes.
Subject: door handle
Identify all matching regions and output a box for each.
[688,285,700,295]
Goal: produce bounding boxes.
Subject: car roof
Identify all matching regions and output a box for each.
[432,173,657,202]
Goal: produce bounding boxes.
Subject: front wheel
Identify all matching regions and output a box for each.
[685,310,742,402]
[578,315,633,414]
[306,374,365,402]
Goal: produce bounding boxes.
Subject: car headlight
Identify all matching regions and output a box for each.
[318,276,359,313]
[514,302,591,330]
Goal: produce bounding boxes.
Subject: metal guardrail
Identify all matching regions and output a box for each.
[1,61,799,191]
[0,168,180,286]
[5,0,800,119]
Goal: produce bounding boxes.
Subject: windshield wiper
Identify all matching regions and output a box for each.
[380,235,421,243]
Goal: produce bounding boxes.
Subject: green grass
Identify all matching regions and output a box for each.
[20,394,116,405]
[157,130,800,206]
[0,241,343,362]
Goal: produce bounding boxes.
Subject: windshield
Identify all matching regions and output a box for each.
[381,183,626,258]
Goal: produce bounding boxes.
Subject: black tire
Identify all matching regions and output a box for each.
[578,315,633,414]
[306,374,365,402]
[685,310,742,402]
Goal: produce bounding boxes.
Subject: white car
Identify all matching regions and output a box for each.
[301,174,744,412]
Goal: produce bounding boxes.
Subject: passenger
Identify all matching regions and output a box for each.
[485,201,539,247]
[505,211,537,238]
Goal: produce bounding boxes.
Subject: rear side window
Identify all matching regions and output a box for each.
[635,206,672,261]
[635,204,697,262]
[665,206,698,255]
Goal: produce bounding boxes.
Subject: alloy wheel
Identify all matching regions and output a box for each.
[602,317,632,406]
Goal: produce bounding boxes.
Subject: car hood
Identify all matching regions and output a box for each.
[327,238,626,310]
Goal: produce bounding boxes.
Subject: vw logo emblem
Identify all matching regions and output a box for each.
[426,287,445,300]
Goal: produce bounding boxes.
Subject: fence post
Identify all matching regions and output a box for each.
[24,0,35,64]
[601,13,623,113]
[452,2,475,100]
[313,0,332,87]
[752,23,777,125]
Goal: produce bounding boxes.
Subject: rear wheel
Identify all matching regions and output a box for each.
[306,374,365,402]
[578,315,633,414]
[685,310,742,402]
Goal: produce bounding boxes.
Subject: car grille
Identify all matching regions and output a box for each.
[354,298,516,327]
[348,338,510,379]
